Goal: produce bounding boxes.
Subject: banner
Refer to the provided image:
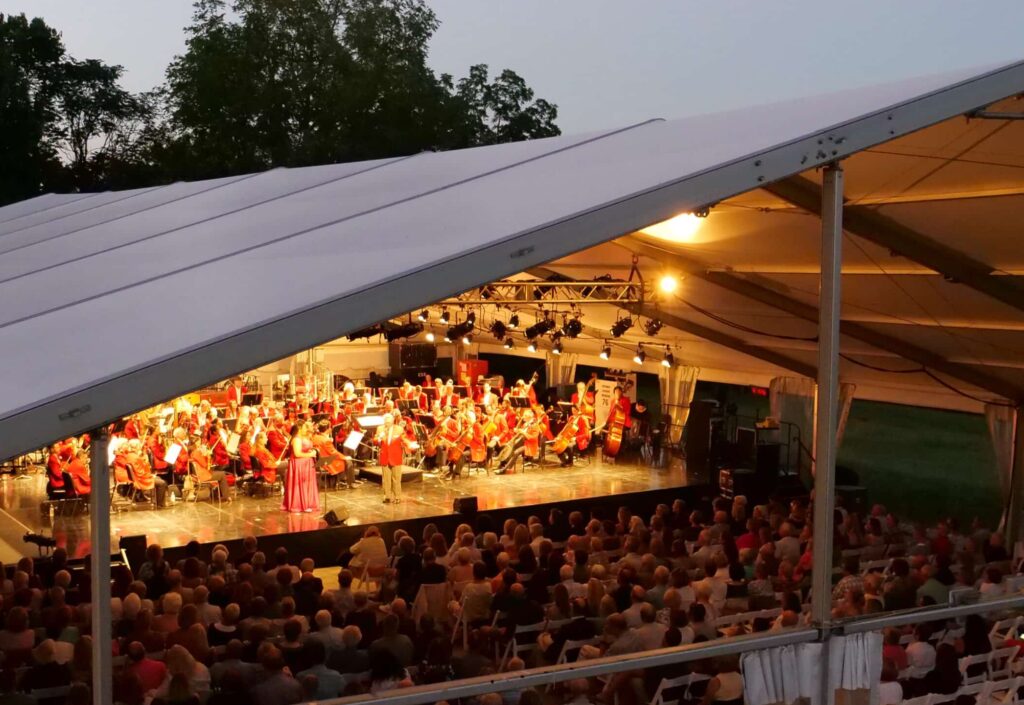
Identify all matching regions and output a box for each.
[594,379,617,429]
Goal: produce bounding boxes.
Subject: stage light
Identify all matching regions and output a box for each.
[527,341,538,353]
[633,345,646,365]
[644,318,663,337]
[347,324,383,341]
[525,317,555,340]
[417,310,429,322]
[466,310,476,326]
[508,314,519,329]
[662,347,675,368]
[439,308,450,324]
[640,212,703,244]
[425,332,436,342]
[385,321,424,342]
[600,345,611,360]
[504,338,514,349]
[610,317,633,338]
[659,275,678,294]
[490,320,507,339]
[562,317,583,339]
[552,335,563,355]
[444,330,453,343]
[462,334,473,345]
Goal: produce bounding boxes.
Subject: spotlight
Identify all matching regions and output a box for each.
[633,346,646,365]
[490,320,507,339]
[504,337,514,349]
[444,330,453,343]
[347,324,383,341]
[562,317,583,339]
[525,317,556,340]
[417,310,429,322]
[384,321,424,342]
[659,275,678,294]
[466,311,476,326]
[508,314,519,329]
[662,350,675,368]
[426,332,436,342]
[462,334,473,345]
[644,318,663,337]
[527,341,538,353]
[611,317,633,338]
[439,308,450,324]
[552,335,563,355]
[600,345,611,360]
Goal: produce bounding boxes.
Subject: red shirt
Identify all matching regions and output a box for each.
[377,426,405,467]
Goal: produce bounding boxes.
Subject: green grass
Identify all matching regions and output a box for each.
[837,399,1001,526]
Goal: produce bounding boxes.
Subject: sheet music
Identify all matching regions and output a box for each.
[343,431,365,452]
[164,443,183,464]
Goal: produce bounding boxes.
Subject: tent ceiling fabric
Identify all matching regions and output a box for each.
[3,61,1024,459]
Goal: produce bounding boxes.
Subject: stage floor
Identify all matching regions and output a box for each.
[0,457,692,563]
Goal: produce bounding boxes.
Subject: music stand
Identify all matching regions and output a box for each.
[312,413,330,424]
[509,397,531,409]
[241,393,262,406]
[397,400,416,414]
[223,418,238,432]
[415,414,437,429]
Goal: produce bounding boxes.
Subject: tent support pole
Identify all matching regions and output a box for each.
[1007,409,1024,549]
[89,427,112,705]
[811,163,843,705]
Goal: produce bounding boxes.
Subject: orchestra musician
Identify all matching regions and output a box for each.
[572,380,597,426]
[66,449,91,497]
[495,408,540,474]
[375,414,408,503]
[313,420,354,489]
[478,382,498,408]
[121,439,167,507]
[251,432,280,487]
[439,380,459,409]
[190,439,232,501]
[226,376,246,408]
[46,440,74,498]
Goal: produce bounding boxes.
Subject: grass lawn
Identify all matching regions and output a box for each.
[837,399,1001,526]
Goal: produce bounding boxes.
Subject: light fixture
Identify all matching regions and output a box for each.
[600,344,611,360]
[644,318,663,337]
[640,212,704,244]
[466,310,476,326]
[611,317,633,338]
[385,321,424,342]
[443,332,452,343]
[562,316,583,339]
[462,333,473,345]
[418,309,429,322]
[661,347,675,368]
[552,335,563,355]
[490,320,507,339]
[525,316,556,340]
[527,341,538,353]
[659,275,678,294]
[504,338,514,349]
[425,331,436,342]
[508,314,519,329]
[633,345,646,365]
[439,308,450,324]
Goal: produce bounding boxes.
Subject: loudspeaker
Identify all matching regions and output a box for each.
[118,535,148,572]
[323,510,348,527]
[453,496,478,515]
[684,400,715,473]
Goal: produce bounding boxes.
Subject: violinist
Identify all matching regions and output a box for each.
[206,418,231,472]
[266,417,289,459]
[125,439,167,508]
[170,427,191,479]
[236,425,253,474]
[251,432,279,486]
[46,440,74,498]
[190,439,232,501]
[124,414,143,440]
[439,380,459,409]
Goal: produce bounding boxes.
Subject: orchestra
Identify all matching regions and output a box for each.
[40,368,652,511]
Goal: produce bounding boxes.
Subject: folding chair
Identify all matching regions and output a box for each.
[499,620,547,670]
[412,583,451,625]
[991,617,1023,647]
[955,680,993,705]
[649,673,712,705]
[546,636,602,692]
[959,652,991,686]
[188,461,222,503]
[989,645,1020,681]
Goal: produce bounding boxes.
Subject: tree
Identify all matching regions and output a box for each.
[0,13,65,205]
[162,0,560,179]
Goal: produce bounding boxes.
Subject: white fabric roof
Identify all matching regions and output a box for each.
[3,60,1024,459]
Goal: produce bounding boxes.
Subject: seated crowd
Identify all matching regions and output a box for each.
[0,494,1019,705]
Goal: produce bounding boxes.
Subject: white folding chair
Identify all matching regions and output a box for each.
[991,617,1023,647]
[499,620,547,670]
[649,673,712,705]
[412,582,451,625]
[956,680,993,705]
[990,645,1021,681]
[960,652,992,686]
[992,676,1023,705]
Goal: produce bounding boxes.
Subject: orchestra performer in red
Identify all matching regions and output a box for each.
[375,414,407,503]
[572,380,597,426]
[252,433,279,486]
[67,449,91,497]
[226,376,246,408]
[46,440,74,497]
[266,419,288,459]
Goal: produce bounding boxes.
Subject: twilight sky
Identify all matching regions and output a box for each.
[4,1,1023,133]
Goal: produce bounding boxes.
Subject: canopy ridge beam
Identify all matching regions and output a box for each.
[619,237,1024,403]
[763,175,1024,315]
[527,267,817,378]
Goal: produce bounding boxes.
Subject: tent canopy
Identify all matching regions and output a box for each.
[3,60,1024,460]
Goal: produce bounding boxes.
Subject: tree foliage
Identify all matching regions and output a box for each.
[0,1,560,204]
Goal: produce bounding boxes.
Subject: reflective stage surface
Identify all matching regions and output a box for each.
[0,457,693,563]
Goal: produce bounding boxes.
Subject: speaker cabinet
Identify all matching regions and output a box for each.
[453,496,478,515]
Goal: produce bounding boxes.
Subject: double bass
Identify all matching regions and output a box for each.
[603,402,627,458]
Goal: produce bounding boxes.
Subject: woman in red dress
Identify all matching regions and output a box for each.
[282,422,319,514]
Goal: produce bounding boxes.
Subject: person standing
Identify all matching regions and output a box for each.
[282,422,319,514]
[375,415,406,504]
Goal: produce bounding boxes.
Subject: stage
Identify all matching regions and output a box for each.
[0,456,700,564]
